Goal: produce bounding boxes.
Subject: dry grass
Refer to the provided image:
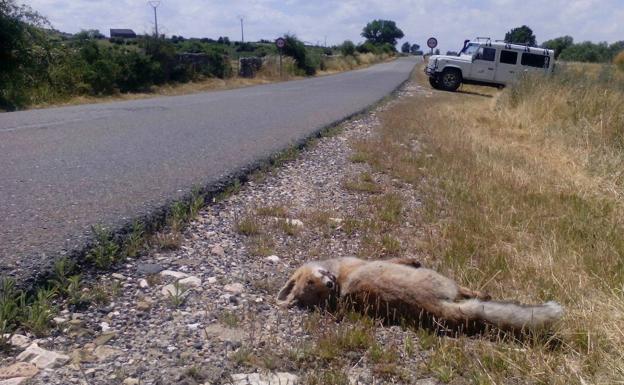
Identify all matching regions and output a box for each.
[347,64,624,383]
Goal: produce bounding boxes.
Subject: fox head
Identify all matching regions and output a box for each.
[277,264,337,308]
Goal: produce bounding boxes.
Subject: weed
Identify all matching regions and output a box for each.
[153,231,182,250]
[20,288,56,337]
[215,179,242,202]
[183,365,206,382]
[248,235,275,257]
[230,346,253,366]
[256,205,288,218]
[381,234,401,255]
[188,187,205,219]
[124,221,145,258]
[0,279,22,347]
[218,310,239,328]
[304,369,350,385]
[235,215,261,236]
[343,172,383,194]
[167,281,188,308]
[169,201,189,233]
[86,225,120,269]
[276,218,301,236]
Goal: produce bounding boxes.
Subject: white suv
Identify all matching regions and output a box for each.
[425,38,555,91]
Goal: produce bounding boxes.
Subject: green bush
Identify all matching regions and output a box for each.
[283,34,316,76]
[340,40,356,56]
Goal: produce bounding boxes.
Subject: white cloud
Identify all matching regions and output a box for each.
[23,0,624,51]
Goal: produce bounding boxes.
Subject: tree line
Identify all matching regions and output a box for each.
[505,25,624,63]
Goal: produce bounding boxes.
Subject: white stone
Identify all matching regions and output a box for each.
[231,372,299,385]
[122,379,140,385]
[329,217,343,224]
[187,323,200,330]
[111,273,125,280]
[52,317,68,325]
[138,279,149,289]
[265,255,280,263]
[5,334,30,349]
[93,346,122,361]
[0,362,38,380]
[16,343,70,369]
[99,322,111,332]
[223,283,244,295]
[178,276,202,287]
[161,284,179,297]
[0,378,30,385]
[210,245,225,257]
[160,270,188,279]
[286,219,304,228]
[207,277,217,284]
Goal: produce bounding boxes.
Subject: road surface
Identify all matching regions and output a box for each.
[0,57,418,283]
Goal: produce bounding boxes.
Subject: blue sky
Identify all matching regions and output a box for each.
[25,0,624,51]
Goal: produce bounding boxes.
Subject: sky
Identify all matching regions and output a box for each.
[23,0,624,52]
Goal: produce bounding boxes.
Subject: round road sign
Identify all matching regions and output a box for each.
[275,37,286,49]
[427,37,438,49]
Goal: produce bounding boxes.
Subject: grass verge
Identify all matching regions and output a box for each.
[345,63,624,383]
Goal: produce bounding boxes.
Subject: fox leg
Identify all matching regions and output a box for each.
[387,258,422,269]
[457,286,491,301]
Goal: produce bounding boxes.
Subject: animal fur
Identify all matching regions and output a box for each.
[277,257,563,332]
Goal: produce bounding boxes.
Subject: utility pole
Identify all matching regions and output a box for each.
[148,1,160,37]
[238,16,244,43]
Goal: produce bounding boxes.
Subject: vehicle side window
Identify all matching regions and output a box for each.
[521,53,549,68]
[475,47,496,61]
[500,50,518,64]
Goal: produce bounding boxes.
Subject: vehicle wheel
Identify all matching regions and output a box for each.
[428,76,442,90]
[440,69,462,91]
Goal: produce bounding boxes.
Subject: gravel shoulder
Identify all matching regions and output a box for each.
[3,78,440,385]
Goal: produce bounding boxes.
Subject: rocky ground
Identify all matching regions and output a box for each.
[2,79,442,385]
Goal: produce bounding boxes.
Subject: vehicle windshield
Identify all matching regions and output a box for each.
[461,43,480,56]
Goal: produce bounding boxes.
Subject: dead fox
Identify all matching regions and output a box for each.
[277,257,563,331]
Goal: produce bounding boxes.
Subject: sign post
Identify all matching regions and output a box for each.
[275,37,286,79]
[427,37,438,55]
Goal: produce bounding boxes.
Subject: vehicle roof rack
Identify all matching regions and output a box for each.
[474,37,492,46]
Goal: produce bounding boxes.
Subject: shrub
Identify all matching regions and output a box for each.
[614,51,624,72]
[340,40,356,57]
[283,34,316,76]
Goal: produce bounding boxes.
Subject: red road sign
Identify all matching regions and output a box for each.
[427,37,438,49]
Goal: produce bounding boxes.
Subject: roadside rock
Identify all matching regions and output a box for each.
[231,372,299,385]
[136,263,164,275]
[4,335,30,349]
[160,270,188,279]
[178,276,202,287]
[16,343,69,369]
[265,255,280,264]
[0,362,38,380]
[211,244,225,257]
[223,283,244,295]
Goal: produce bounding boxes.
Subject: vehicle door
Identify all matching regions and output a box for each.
[470,46,496,81]
[495,49,519,84]
[520,52,551,74]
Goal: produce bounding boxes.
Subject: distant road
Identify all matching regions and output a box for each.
[0,57,418,283]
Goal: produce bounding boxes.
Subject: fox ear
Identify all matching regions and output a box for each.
[277,279,295,303]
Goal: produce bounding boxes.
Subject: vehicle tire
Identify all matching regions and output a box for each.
[439,69,462,92]
[428,76,442,90]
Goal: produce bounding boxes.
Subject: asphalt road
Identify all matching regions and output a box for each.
[0,57,418,283]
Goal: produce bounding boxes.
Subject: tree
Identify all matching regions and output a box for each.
[401,42,410,53]
[410,44,420,54]
[0,0,49,109]
[340,40,355,56]
[542,36,573,59]
[505,25,536,46]
[361,19,404,46]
